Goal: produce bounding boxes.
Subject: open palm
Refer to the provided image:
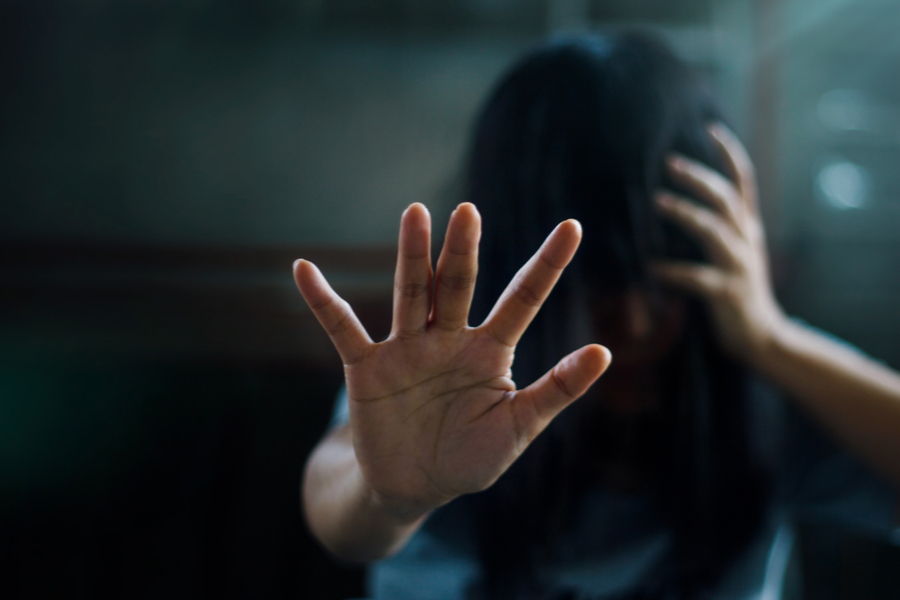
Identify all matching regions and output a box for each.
[294,203,609,517]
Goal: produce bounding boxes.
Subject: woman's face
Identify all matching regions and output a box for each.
[592,287,687,368]
[587,286,687,416]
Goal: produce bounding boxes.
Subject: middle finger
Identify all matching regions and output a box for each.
[430,203,481,332]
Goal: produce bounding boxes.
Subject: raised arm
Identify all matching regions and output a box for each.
[653,123,900,489]
[296,203,610,562]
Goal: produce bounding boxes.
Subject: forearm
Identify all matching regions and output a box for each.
[302,426,429,562]
[750,317,900,489]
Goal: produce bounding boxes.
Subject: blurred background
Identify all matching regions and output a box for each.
[1,0,899,598]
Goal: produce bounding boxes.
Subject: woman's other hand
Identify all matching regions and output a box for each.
[652,123,787,362]
[294,203,610,523]
[655,125,900,491]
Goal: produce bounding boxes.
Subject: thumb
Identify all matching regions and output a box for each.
[511,344,611,443]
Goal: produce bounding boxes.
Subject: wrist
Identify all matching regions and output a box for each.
[747,305,793,370]
[352,466,434,528]
[745,306,794,373]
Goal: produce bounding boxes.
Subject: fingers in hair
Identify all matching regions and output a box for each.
[666,154,744,229]
[655,192,740,268]
[707,123,760,215]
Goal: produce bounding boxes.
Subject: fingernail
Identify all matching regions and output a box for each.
[667,155,685,171]
[293,259,303,270]
[655,193,674,209]
[552,219,581,236]
[461,202,480,216]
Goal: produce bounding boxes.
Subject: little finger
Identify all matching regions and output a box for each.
[294,259,374,366]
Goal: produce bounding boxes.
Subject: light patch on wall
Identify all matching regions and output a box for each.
[815,159,870,210]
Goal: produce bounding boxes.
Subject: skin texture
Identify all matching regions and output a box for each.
[295,203,610,561]
[654,123,900,492]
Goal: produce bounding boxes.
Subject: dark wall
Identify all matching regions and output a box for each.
[0,358,365,598]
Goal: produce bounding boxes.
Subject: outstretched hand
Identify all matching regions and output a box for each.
[294,203,610,520]
[652,123,786,361]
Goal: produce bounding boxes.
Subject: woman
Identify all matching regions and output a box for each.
[295,34,900,599]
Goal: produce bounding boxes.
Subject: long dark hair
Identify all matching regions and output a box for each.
[466,33,773,599]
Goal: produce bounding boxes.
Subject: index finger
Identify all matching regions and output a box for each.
[481,220,581,347]
[708,123,759,214]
